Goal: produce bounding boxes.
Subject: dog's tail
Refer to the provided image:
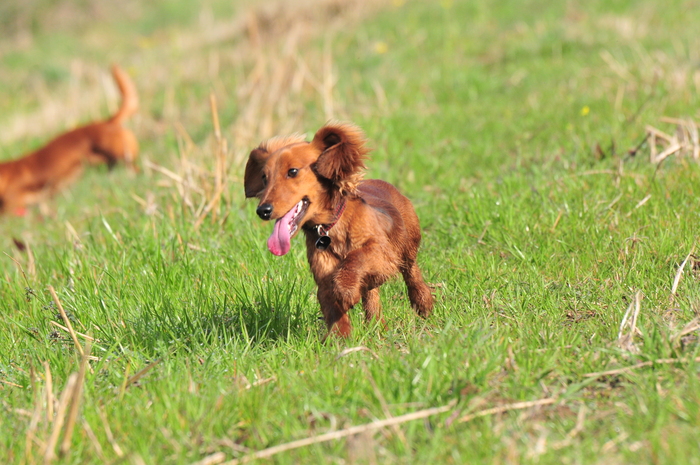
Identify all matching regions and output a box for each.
[109,65,139,124]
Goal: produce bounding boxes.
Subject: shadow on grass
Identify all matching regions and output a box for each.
[126,279,318,353]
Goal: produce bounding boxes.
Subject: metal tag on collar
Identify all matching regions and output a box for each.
[315,236,331,250]
[315,225,331,250]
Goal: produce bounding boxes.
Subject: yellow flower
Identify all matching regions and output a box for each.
[580,105,590,116]
[138,37,153,49]
[374,41,388,54]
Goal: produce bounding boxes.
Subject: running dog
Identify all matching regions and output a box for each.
[0,65,139,215]
[244,122,433,337]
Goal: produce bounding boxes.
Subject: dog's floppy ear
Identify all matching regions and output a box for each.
[244,147,270,198]
[312,122,368,183]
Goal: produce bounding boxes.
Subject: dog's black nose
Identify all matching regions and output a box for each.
[256,204,273,220]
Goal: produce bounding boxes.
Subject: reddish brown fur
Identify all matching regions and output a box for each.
[245,122,433,338]
[0,65,139,215]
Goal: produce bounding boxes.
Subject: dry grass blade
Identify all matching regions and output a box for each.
[336,346,379,360]
[617,291,642,353]
[144,160,204,194]
[583,355,700,378]
[218,401,457,465]
[321,40,336,120]
[672,317,700,349]
[660,116,700,128]
[49,321,96,342]
[689,118,700,160]
[600,49,633,81]
[48,285,83,357]
[646,125,674,143]
[456,398,558,424]
[676,318,700,339]
[193,183,228,230]
[625,194,651,217]
[647,117,700,162]
[81,417,105,460]
[192,452,227,465]
[3,252,30,286]
[552,403,587,449]
[43,373,78,464]
[2,379,22,388]
[59,341,92,457]
[118,362,131,401]
[210,93,222,141]
[202,92,228,226]
[25,368,44,464]
[98,407,124,458]
[602,432,630,453]
[25,237,37,279]
[362,364,408,447]
[64,221,82,246]
[550,210,563,232]
[44,361,54,422]
[671,246,695,299]
[124,359,162,390]
[652,142,681,163]
[245,376,276,390]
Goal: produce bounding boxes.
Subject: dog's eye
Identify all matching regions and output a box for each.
[287,168,299,178]
[261,173,267,186]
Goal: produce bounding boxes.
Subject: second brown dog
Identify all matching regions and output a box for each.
[0,65,139,215]
[245,122,434,337]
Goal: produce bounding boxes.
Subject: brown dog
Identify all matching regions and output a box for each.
[0,65,139,215]
[244,122,433,337]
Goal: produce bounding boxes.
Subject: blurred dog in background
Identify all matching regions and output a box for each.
[0,65,139,215]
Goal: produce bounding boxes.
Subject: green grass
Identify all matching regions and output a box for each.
[2,0,700,463]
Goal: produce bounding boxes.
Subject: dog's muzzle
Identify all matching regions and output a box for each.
[256,203,273,220]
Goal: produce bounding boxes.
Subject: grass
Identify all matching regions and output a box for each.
[2,0,700,463]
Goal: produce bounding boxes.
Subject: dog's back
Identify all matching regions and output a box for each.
[356,179,423,259]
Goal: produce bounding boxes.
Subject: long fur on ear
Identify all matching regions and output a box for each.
[312,122,369,194]
[244,148,270,198]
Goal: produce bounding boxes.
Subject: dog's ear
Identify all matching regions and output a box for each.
[244,147,270,198]
[312,122,368,182]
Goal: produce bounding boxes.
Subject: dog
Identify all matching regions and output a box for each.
[0,65,139,215]
[244,122,434,337]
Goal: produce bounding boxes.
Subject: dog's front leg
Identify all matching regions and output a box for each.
[362,288,383,323]
[316,249,374,339]
[332,245,393,324]
[310,252,352,337]
[317,281,352,338]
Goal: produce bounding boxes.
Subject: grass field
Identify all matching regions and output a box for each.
[2,0,700,463]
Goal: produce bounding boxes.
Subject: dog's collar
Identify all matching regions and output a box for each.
[313,198,347,250]
[317,198,347,236]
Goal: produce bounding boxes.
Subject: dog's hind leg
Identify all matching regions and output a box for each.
[402,261,434,318]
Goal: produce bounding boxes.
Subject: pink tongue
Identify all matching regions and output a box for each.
[267,207,296,256]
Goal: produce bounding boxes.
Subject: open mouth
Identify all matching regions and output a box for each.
[267,198,309,256]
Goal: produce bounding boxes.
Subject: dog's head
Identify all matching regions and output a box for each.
[244,122,368,256]
[88,125,140,172]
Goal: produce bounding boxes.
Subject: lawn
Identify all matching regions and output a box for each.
[1,0,700,463]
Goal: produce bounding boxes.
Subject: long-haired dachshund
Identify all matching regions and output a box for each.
[244,122,433,337]
[0,65,139,215]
